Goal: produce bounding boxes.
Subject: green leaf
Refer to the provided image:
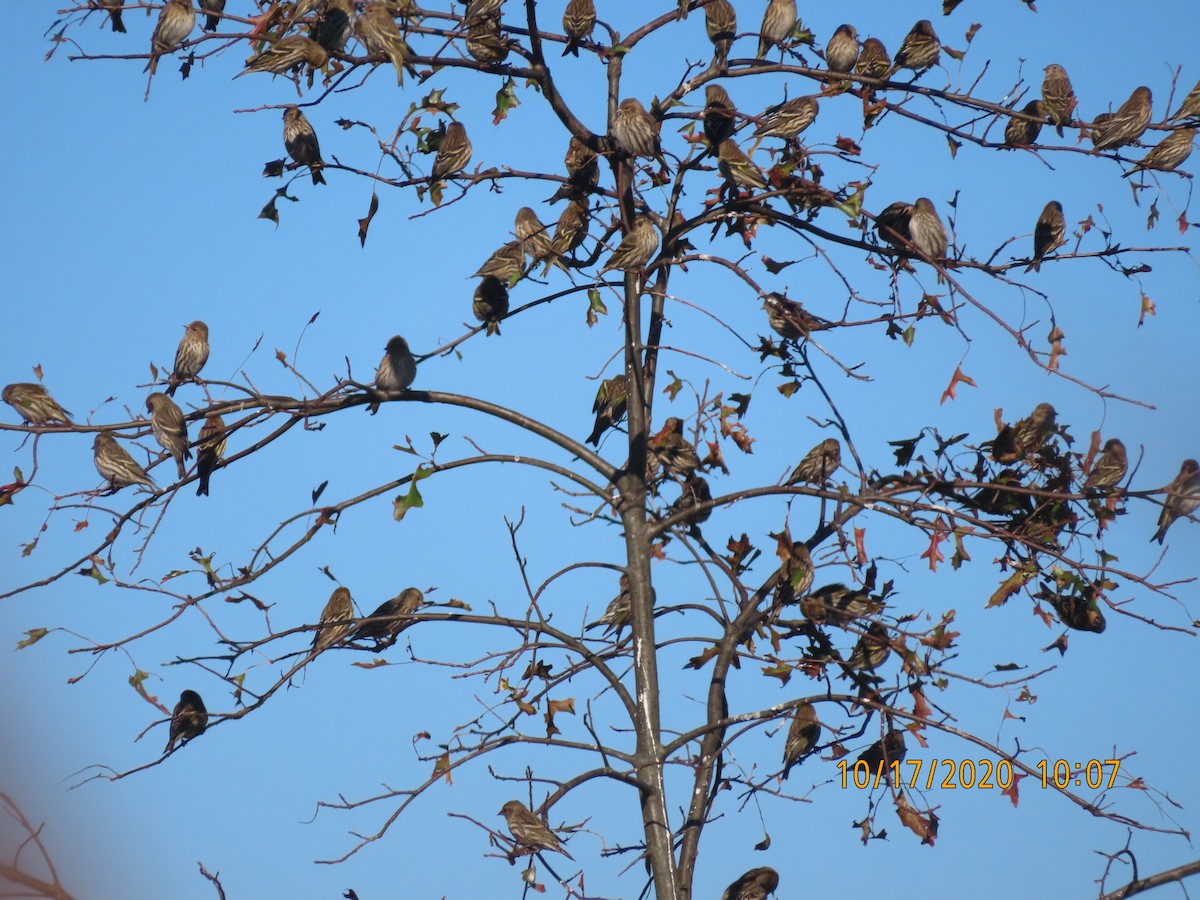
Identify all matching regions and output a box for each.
[492,77,521,125]
[663,370,683,401]
[16,628,48,650]
[586,287,607,328]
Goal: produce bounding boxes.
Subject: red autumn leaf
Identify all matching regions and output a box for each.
[1002,773,1022,807]
[939,364,977,404]
[854,527,868,565]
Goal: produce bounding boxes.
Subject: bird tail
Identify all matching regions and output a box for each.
[205,13,219,30]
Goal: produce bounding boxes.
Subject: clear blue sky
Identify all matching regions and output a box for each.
[2,1,1198,898]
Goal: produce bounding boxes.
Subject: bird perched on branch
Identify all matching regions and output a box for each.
[498,800,574,859]
[599,216,659,274]
[238,36,328,77]
[755,0,797,60]
[146,392,191,480]
[312,586,355,652]
[94,432,156,492]
[195,413,226,497]
[823,24,858,75]
[356,1,417,85]
[704,0,736,70]
[431,121,472,183]
[2,383,72,425]
[167,321,210,397]
[1150,459,1200,544]
[283,107,327,185]
[1004,100,1046,148]
[889,19,939,77]
[472,277,509,336]
[145,0,195,76]
[721,866,779,900]
[1041,63,1076,137]
[375,336,417,396]
[1083,439,1127,493]
[1125,128,1195,175]
[1025,200,1065,272]
[560,0,594,57]
[587,375,628,446]
[781,701,820,778]
[1092,86,1153,151]
[350,587,424,644]
[164,690,208,754]
[991,402,1057,464]
[787,437,841,486]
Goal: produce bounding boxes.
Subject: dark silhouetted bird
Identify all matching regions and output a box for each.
[992,402,1057,464]
[856,729,906,772]
[195,413,226,497]
[472,277,509,336]
[1025,200,1065,272]
[350,587,424,643]
[164,690,208,754]
[283,107,327,185]
[376,336,416,395]
[845,622,891,671]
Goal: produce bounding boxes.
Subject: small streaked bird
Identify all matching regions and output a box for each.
[199,0,224,31]
[845,621,891,671]
[890,19,939,76]
[239,35,328,77]
[1004,99,1045,148]
[473,240,525,286]
[800,582,877,627]
[472,276,509,336]
[145,0,195,76]
[703,84,737,149]
[787,437,841,486]
[350,587,424,643]
[1087,112,1115,147]
[856,729,906,772]
[163,690,208,754]
[992,402,1057,464]
[704,0,736,70]
[598,216,659,274]
[545,199,589,273]
[466,15,509,64]
[718,139,768,191]
[611,98,662,161]
[586,574,631,638]
[1169,78,1200,122]
[146,392,191,480]
[376,335,416,396]
[465,0,502,24]
[195,413,226,497]
[98,0,126,33]
[1051,594,1106,633]
[498,800,574,860]
[753,95,819,141]
[1084,438,1127,493]
[762,292,827,341]
[515,206,556,268]
[549,136,599,204]
[755,0,797,60]
[313,0,355,53]
[854,37,890,80]
[824,23,859,75]
[1025,200,1065,273]
[356,1,417,85]
[431,121,472,182]
[874,200,913,251]
[909,197,948,275]
[1041,63,1076,137]
[167,321,210,397]
[669,474,713,525]
[1125,128,1196,176]
[94,431,157,492]
[561,0,595,57]
[587,374,628,446]
[649,416,701,479]
[2,383,72,425]
[781,701,820,779]
[1150,459,1200,544]
[1093,86,1153,151]
[283,107,327,185]
[311,586,355,652]
[774,540,814,606]
[721,866,780,900]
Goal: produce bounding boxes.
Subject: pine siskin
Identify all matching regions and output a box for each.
[164,690,208,754]
[599,216,659,274]
[668,474,713,525]
[703,84,737,149]
[239,35,328,76]
[472,276,509,336]
[145,0,195,76]
[376,335,417,395]
[1041,63,1076,137]
[874,201,913,251]
[800,583,878,627]
[1003,100,1045,148]
[856,729,906,773]
[1093,86,1153,151]
[561,0,595,57]
[855,37,890,80]
[1050,594,1106,633]
[787,437,841,486]
[721,866,780,900]
[313,0,355,53]
[762,293,827,341]
[98,0,126,33]
[283,107,327,186]
[909,197,948,271]
[774,540,814,606]
[1083,438,1127,493]
[146,393,191,480]
[717,139,768,191]
[755,0,797,60]
[587,375,628,446]
[545,199,589,273]
[356,2,416,85]
[992,402,1057,463]
[431,121,472,182]
[845,621,890,671]
[1150,459,1200,544]
[611,98,662,160]
[312,586,355,652]
[350,587,423,643]
[167,321,210,397]
[781,701,820,778]
[94,431,157,492]
[199,0,224,31]
[649,416,701,479]
[515,206,555,267]
[498,800,574,860]
[704,0,736,70]
[1087,112,1115,147]
[550,136,599,203]
[824,24,858,74]
[473,240,525,286]
[1125,127,1196,176]
[1170,78,1200,122]
[2,383,72,426]
[466,15,509,64]
[1025,200,1065,273]
[890,19,939,76]
[753,95,819,141]
[195,413,226,497]
[465,0,503,25]
[586,575,631,638]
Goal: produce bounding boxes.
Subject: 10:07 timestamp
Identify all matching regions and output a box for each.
[837,757,1121,790]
